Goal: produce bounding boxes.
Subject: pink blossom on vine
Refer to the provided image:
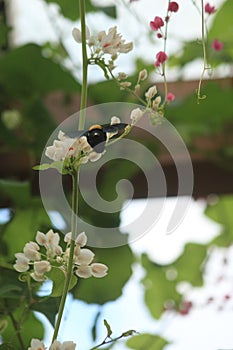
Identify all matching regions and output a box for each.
[205,2,216,14]
[212,38,223,51]
[168,1,179,13]
[150,16,164,31]
[154,51,168,67]
[167,92,175,102]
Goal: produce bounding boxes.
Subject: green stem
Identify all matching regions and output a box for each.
[161,0,170,107]
[79,0,88,131]
[51,172,79,343]
[197,0,208,103]
[5,301,25,350]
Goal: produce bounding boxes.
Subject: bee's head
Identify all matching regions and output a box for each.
[86,125,107,153]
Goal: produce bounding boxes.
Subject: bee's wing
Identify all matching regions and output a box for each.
[103,123,128,140]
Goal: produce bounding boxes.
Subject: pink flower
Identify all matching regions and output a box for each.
[154,51,168,66]
[150,16,164,31]
[212,38,223,51]
[168,1,179,12]
[205,2,216,14]
[167,92,175,102]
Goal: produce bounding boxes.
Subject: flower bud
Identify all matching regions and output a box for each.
[145,85,157,100]
[76,232,87,247]
[110,116,121,125]
[72,28,82,43]
[138,69,148,81]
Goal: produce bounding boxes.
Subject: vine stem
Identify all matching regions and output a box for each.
[51,0,88,342]
[51,172,79,344]
[197,0,208,103]
[79,0,88,130]
[6,304,25,349]
[161,0,170,108]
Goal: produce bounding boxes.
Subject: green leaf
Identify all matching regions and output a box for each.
[205,195,233,247]
[0,44,79,99]
[2,306,44,348]
[173,243,207,286]
[141,254,182,319]
[104,319,112,337]
[209,0,233,43]
[126,333,169,350]
[0,344,16,350]
[33,161,66,174]
[31,296,61,326]
[45,0,116,20]
[0,180,30,209]
[47,268,78,297]
[72,245,134,304]
[0,285,22,297]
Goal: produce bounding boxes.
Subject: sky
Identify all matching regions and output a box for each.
[5,0,233,349]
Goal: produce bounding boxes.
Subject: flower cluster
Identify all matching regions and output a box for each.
[72,26,133,69]
[14,230,108,281]
[29,338,76,350]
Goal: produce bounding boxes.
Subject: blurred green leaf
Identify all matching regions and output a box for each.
[47,268,77,297]
[45,0,116,20]
[173,243,207,286]
[141,254,181,319]
[205,195,233,247]
[31,296,60,326]
[72,245,134,304]
[0,44,79,99]
[126,333,169,350]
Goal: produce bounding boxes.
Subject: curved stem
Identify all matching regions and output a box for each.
[79,0,88,130]
[197,0,208,103]
[161,0,170,107]
[51,172,79,343]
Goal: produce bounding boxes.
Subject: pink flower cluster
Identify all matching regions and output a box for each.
[150,1,179,69]
[205,2,216,14]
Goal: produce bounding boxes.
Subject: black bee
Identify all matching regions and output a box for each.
[81,123,128,153]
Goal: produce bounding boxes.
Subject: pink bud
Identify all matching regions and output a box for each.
[167,92,175,102]
[150,16,164,31]
[168,1,179,12]
[154,51,168,66]
[205,2,216,14]
[212,38,223,51]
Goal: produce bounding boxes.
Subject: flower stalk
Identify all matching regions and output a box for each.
[79,0,88,130]
[52,172,79,343]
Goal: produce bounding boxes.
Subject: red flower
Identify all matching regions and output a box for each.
[212,38,223,51]
[150,16,164,31]
[205,2,216,14]
[179,301,193,316]
[154,51,168,66]
[168,1,179,12]
[167,92,175,102]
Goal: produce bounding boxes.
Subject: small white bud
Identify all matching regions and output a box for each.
[72,28,82,43]
[138,69,148,81]
[145,85,157,100]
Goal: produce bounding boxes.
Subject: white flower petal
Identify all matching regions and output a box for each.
[76,232,87,247]
[72,27,82,43]
[28,338,45,350]
[75,265,92,279]
[34,261,51,274]
[76,248,94,265]
[110,116,121,125]
[61,341,76,350]
[91,263,108,278]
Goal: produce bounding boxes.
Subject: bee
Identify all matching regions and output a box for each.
[81,123,129,153]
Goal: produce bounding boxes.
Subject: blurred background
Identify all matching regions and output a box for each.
[0,0,233,349]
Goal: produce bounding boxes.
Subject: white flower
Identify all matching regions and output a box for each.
[138,69,147,81]
[110,116,121,125]
[145,85,157,100]
[119,42,133,53]
[119,81,132,90]
[36,231,47,245]
[50,340,76,350]
[72,26,90,43]
[89,152,102,162]
[23,242,41,261]
[28,339,45,350]
[130,108,144,124]
[34,261,51,274]
[75,248,95,265]
[75,265,92,279]
[91,263,108,278]
[13,253,30,272]
[76,232,87,247]
[117,72,128,80]
[45,131,77,162]
[30,272,46,282]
